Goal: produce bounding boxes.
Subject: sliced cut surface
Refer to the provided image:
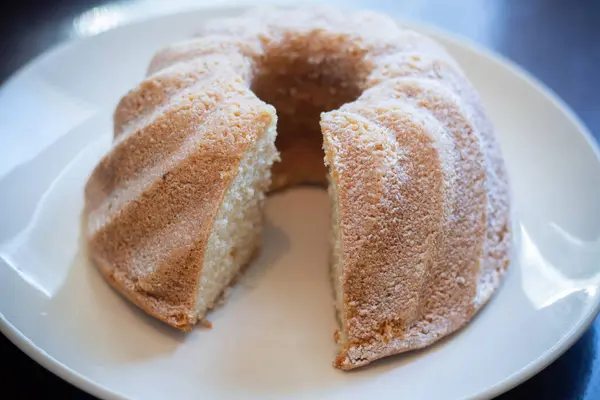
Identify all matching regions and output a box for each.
[195,113,278,318]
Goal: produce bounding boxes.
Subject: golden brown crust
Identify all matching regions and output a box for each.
[89,248,197,331]
[325,78,491,369]
[82,6,511,368]
[84,69,275,330]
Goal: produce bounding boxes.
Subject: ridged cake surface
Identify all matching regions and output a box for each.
[83,6,511,369]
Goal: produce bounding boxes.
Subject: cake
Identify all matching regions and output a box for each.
[83,7,511,370]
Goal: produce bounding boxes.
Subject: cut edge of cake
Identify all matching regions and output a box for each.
[193,107,279,320]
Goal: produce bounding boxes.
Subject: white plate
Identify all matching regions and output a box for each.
[1,4,600,400]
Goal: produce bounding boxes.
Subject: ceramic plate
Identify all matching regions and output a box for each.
[1,3,600,400]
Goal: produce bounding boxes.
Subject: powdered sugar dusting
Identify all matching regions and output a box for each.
[83,6,511,366]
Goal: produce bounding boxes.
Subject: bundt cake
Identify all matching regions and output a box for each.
[83,7,511,370]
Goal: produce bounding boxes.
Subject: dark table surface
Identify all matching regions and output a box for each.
[1,0,599,398]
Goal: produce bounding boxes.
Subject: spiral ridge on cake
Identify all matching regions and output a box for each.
[83,6,511,369]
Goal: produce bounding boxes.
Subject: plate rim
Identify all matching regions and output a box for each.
[1,5,600,400]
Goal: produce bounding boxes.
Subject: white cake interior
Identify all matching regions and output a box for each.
[194,115,278,318]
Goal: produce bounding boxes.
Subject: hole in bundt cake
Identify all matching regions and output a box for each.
[250,34,367,191]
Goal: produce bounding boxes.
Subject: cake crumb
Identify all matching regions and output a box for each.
[200,319,213,329]
[334,330,341,344]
